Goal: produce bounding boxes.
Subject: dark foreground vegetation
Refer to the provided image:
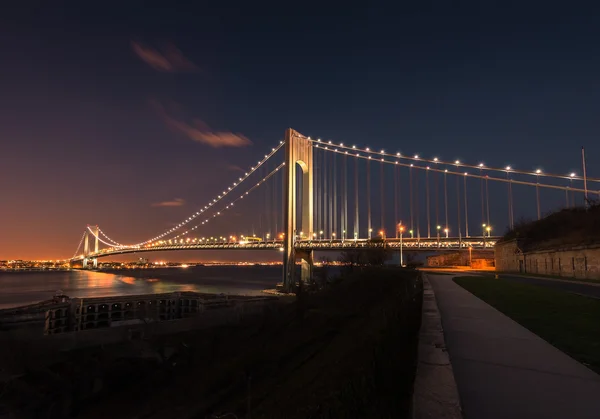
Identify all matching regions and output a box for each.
[501,202,600,250]
[455,276,600,373]
[0,268,422,419]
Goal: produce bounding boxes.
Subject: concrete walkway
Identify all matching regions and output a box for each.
[427,273,600,419]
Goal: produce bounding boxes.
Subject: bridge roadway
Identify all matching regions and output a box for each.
[75,236,499,260]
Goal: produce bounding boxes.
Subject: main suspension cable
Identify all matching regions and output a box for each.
[72,231,86,258]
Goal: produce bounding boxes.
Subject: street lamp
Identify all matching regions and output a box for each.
[535,169,542,220]
[486,225,491,237]
[469,246,473,267]
[379,230,385,239]
[482,224,487,237]
[409,229,414,239]
[399,225,405,266]
[342,230,346,240]
[320,230,324,240]
[444,228,449,238]
[568,172,575,207]
[331,232,336,242]
[369,228,373,239]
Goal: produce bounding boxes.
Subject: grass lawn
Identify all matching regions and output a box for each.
[454,276,600,373]
[494,271,600,285]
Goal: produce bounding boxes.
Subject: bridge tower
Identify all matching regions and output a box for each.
[82,225,99,269]
[93,225,99,268]
[283,128,314,292]
[83,230,89,268]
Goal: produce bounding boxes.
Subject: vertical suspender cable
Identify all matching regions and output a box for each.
[486,176,491,225]
[344,153,348,238]
[409,166,414,231]
[320,148,323,234]
[444,170,449,232]
[426,168,431,238]
[259,165,263,235]
[267,159,271,237]
[415,168,420,239]
[329,151,333,237]
[355,156,359,239]
[398,163,402,229]
[323,149,328,237]
[507,170,514,230]
[435,170,439,228]
[456,173,462,240]
[394,165,398,238]
[314,148,318,234]
[380,160,385,232]
[464,174,469,237]
[367,159,372,237]
[333,152,337,237]
[275,163,279,237]
[480,168,485,226]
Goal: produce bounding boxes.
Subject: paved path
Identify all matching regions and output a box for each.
[498,274,600,299]
[427,273,600,419]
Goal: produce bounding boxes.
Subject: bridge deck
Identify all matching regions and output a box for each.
[74,237,499,260]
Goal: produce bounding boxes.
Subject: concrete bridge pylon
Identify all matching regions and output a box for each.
[282,128,313,292]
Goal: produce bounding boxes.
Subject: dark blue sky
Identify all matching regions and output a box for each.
[1,2,599,259]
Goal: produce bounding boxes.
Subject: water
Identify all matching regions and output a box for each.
[0,266,281,309]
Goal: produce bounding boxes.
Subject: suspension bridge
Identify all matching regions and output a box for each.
[71,128,597,291]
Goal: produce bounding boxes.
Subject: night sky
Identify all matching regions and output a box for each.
[1,3,600,260]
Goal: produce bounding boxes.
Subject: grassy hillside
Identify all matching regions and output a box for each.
[501,204,600,250]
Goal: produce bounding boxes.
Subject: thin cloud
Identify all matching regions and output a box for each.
[226,164,245,172]
[152,198,185,207]
[151,100,252,148]
[131,40,199,73]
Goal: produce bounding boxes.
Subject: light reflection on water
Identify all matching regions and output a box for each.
[0,266,281,309]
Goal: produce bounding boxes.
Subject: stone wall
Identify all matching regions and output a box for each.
[427,250,494,267]
[494,239,522,272]
[495,240,600,280]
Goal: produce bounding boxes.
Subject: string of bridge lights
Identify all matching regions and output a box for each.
[307,137,598,184]
[98,227,126,247]
[156,162,285,244]
[85,225,129,248]
[97,141,284,248]
[98,162,285,251]
[313,141,591,193]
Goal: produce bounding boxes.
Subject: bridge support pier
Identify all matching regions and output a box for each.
[283,128,313,292]
[83,258,88,269]
[298,249,314,286]
[92,258,98,269]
